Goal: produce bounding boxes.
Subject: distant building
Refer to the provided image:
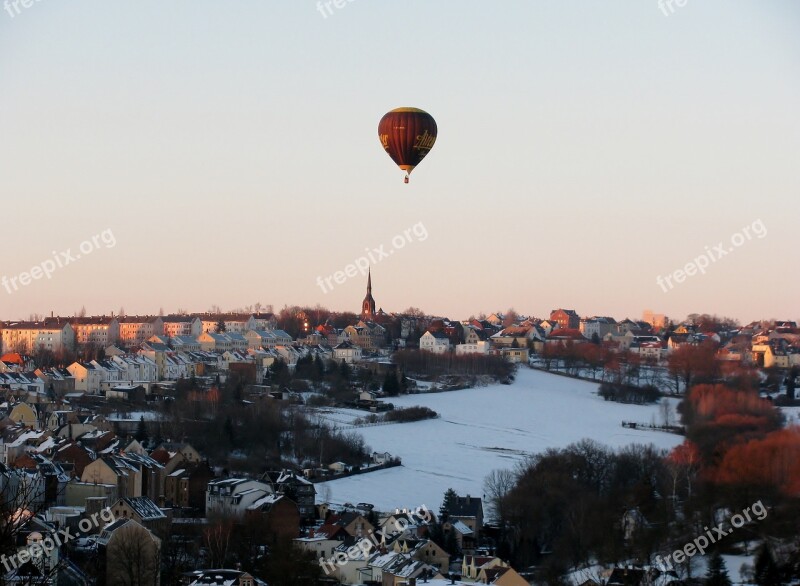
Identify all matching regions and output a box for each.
[550,309,580,330]
[69,316,120,346]
[161,315,202,338]
[206,478,272,517]
[0,319,75,354]
[361,270,377,321]
[420,331,450,354]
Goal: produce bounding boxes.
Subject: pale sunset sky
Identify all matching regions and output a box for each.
[1,1,798,323]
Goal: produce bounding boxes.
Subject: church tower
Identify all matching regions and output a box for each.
[361,269,376,320]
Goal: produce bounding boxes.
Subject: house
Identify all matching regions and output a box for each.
[9,402,38,428]
[69,316,120,346]
[477,565,528,585]
[206,477,272,517]
[392,538,450,575]
[110,496,170,538]
[66,362,106,394]
[245,329,278,350]
[501,347,529,364]
[154,442,202,465]
[456,327,491,355]
[117,316,164,345]
[96,518,161,586]
[462,556,508,580]
[447,494,483,546]
[245,493,301,543]
[164,461,214,511]
[105,384,146,401]
[550,309,580,330]
[198,332,231,352]
[52,441,93,477]
[580,316,618,340]
[333,341,362,364]
[0,372,44,395]
[170,335,201,352]
[46,410,77,432]
[369,552,441,586]
[35,368,76,396]
[545,328,586,346]
[161,315,202,338]
[4,515,63,583]
[185,569,267,586]
[81,455,142,499]
[295,533,345,563]
[270,469,317,520]
[420,331,450,354]
[490,326,538,348]
[0,319,75,354]
[197,313,257,334]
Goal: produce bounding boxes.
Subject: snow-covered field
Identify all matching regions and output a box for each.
[316,368,684,511]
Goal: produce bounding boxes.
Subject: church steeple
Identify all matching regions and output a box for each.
[361,269,376,320]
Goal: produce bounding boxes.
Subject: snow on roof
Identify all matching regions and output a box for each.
[451,520,473,535]
[246,494,283,511]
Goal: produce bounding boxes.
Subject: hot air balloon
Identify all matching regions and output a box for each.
[378,107,437,183]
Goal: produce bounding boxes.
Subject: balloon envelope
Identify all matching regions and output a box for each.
[378,107,437,180]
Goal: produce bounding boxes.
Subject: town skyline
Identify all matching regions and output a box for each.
[2,2,798,323]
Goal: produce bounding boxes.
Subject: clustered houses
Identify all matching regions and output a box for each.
[294,494,527,586]
[412,310,800,377]
[0,385,315,584]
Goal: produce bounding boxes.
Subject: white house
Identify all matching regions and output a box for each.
[333,341,362,364]
[67,362,106,393]
[206,478,272,517]
[420,331,450,354]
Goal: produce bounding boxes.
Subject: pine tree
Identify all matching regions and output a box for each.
[223,416,235,447]
[339,359,351,380]
[439,488,458,522]
[705,551,732,586]
[313,354,325,381]
[382,371,400,396]
[215,319,226,333]
[787,366,798,400]
[754,544,784,586]
[135,416,148,444]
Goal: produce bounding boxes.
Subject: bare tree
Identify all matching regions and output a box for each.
[203,517,234,568]
[659,399,674,427]
[106,521,161,586]
[483,468,515,524]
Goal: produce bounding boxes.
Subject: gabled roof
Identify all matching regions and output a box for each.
[448,495,483,518]
[119,496,167,521]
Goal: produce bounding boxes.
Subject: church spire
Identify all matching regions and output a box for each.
[361,268,376,320]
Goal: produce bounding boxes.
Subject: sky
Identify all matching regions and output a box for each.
[1,1,798,324]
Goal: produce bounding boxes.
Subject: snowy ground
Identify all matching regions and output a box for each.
[316,367,684,511]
